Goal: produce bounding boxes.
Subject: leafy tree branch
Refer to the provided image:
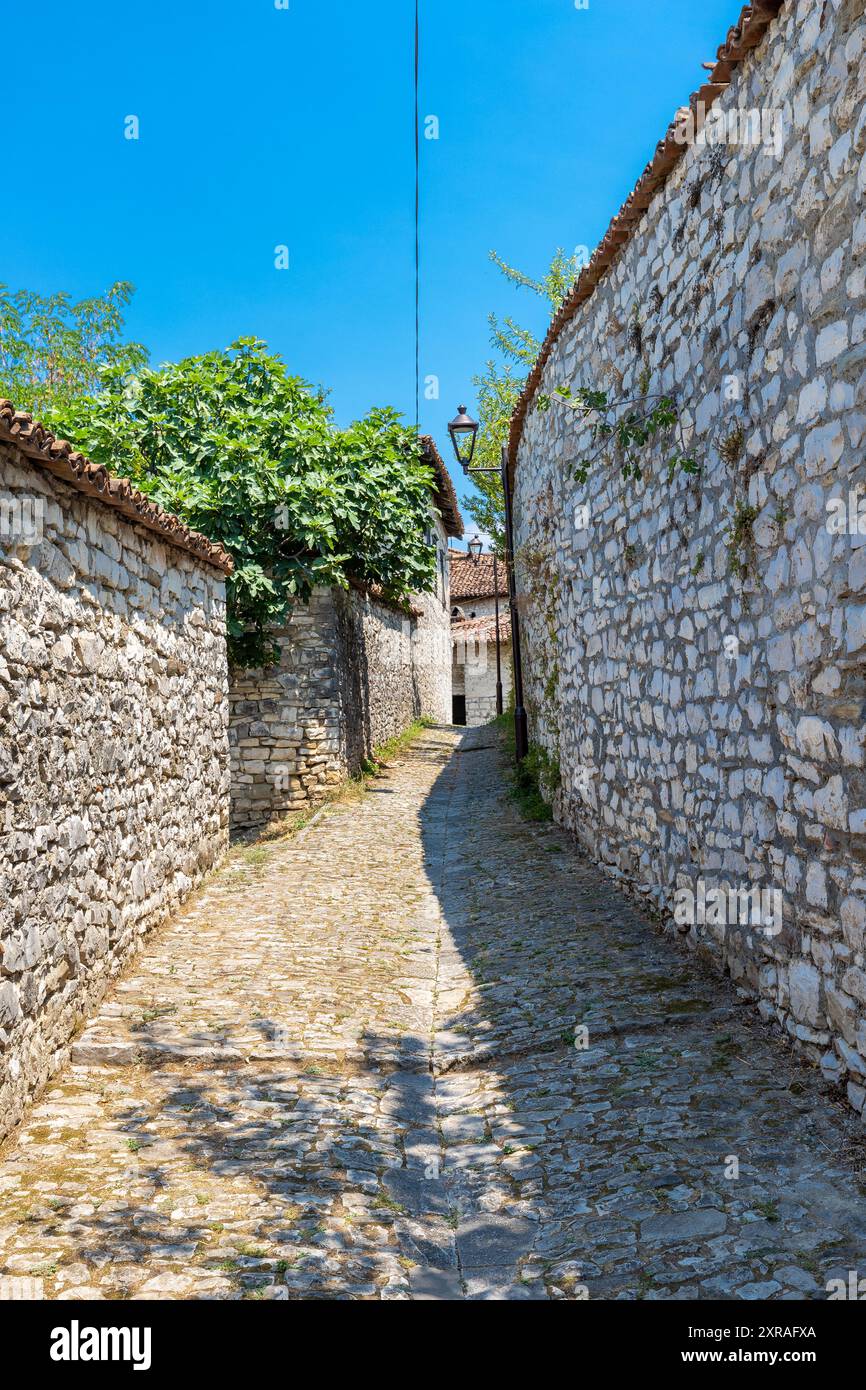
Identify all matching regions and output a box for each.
[536,385,699,484]
[464,248,584,550]
[0,289,438,671]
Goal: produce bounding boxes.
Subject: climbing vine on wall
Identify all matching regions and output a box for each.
[727,500,758,580]
[535,384,700,485]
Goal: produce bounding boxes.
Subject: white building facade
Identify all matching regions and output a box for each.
[450,548,512,726]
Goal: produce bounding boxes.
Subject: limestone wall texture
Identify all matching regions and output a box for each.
[512,0,866,1109]
[0,442,229,1140]
[229,554,452,830]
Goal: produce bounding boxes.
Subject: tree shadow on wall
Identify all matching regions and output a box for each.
[335,592,373,775]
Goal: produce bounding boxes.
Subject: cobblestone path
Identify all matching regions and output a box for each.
[2,726,865,1300]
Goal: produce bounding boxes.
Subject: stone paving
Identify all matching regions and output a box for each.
[1,725,866,1300]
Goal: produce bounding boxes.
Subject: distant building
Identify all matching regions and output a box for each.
[449,547,512,725]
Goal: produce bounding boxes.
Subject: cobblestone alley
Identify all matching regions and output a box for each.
[1,726,865,1301]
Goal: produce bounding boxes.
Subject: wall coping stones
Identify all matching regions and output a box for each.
[0,399,234,573]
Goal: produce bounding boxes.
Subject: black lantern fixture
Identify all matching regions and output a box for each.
[468,534,483,563]
[448,405,479,470]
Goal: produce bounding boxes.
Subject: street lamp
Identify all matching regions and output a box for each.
[447,403,528,762]
[468,534,503,717]
[448,405,480,469]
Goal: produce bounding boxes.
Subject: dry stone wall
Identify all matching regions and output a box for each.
[512,0,866,1110]
[0,442,229,1141]
[230,588,344,827]
[230,573,452,831]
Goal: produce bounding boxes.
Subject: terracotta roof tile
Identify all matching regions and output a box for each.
[449,549,507,601]
[451,613,511,645]
[0,400,234,573]
[507,1,787,482]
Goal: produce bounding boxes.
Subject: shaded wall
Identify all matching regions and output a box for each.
[512,2,866,1109]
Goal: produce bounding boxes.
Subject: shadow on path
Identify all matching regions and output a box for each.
[0,726,864,1301]
[414,725,866,1300]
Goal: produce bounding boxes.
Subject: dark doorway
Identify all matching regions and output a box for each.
[452,694,466,726]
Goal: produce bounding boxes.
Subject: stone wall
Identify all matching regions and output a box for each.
[0,442,229,1140]
[230,565,452,831]
[512,0,866,1109]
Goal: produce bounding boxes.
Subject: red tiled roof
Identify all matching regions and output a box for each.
[449,548,507,601]
[507,0,788,481]
[451,613,511,646]
[0,400,234,573]
[422,436,463,538]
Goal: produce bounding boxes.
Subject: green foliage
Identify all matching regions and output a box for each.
[494,708,559,822]
[719,421,746,465]
[727,498,758,579]
[0,281,147,418]
[358,717,436,777]
[488,247,585,353]
[536,384,699,485]
[465,249,585,548]
[41,337,437,668]
[463,359,519,551]
[510,744,559,822]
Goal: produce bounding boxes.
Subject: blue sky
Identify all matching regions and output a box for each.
[3,0,739,518]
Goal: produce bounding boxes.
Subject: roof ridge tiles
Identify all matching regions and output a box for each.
[0,399,234,573]
[421,434,464,538]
